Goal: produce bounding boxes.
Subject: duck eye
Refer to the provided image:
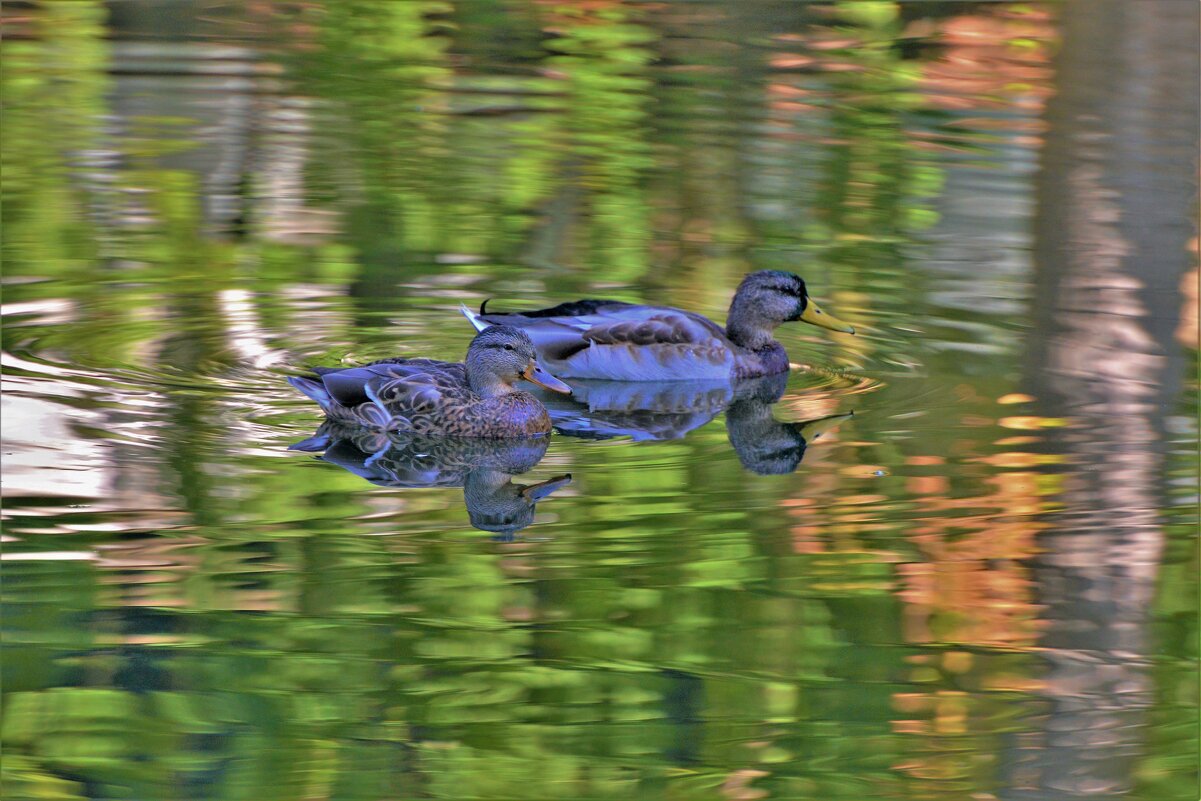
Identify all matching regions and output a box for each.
[503,344,515,351]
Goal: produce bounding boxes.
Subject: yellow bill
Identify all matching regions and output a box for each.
[796,411,855,443]
[799,299,856,334]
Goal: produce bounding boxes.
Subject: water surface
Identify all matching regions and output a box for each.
[2,2,1198,800]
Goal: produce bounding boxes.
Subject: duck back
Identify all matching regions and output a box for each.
[290,358,553,437]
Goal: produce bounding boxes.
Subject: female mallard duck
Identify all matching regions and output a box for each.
[460,270,855,381]
[288,326,572,437]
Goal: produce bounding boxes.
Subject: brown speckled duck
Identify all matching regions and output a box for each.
[461,271,855,381]
[288,326,572,437]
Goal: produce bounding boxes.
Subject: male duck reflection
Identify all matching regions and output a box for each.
[289,326,571,437]
[724,378,853,475]
[291,426,571,537]
[461,270,855,381]
[544,373,853,475]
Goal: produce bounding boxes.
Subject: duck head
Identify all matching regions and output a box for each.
[465,471,573,537]
[466,325,572,398]
[725,270,855,350]
[725,377,854,475]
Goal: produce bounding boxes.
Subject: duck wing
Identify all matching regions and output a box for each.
[311,359,467,408]
[466,301,735,381]
[291,359,473,432]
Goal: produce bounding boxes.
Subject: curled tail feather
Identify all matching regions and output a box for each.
[459,302,491,333]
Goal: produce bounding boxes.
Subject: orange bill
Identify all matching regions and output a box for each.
[522,362,572,395]
[519,473,573,501]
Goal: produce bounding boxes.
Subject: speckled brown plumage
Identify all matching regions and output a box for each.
[289,327,565,438]
[291,359,552,436]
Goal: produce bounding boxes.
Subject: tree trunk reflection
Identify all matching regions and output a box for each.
[1012,1,1199,798]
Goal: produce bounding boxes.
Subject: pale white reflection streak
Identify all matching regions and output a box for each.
[0,393,109,499]
[2,298,111,500]
[0,551,96,561]
[218,288,287,368]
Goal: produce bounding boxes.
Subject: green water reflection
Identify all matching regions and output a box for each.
[2,2,1197,800]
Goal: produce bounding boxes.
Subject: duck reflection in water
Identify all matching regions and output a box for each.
[540,373,853,475]
[290,425,571,538]
[724,376,853,475]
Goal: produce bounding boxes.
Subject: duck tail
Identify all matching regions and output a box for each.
[288,431,333,452]
[288,375,335,413]
[459,302,491,333]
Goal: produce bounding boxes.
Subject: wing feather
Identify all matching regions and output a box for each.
[296,358,471,428]
[474,303,734,380]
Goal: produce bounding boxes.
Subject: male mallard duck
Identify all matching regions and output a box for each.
[288,326,572,437]
[460,270,854,381]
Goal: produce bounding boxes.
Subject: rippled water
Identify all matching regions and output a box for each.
[2,2,1198,800]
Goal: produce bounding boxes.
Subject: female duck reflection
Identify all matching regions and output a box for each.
[287,327,573,536]
[290,427,571,538]
[542,372,853,475]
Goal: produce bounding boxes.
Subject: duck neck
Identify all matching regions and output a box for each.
[726,398,778,437]
[463,470,528,536]
[725,295,779,352]
[464,468,511,501]
[467,365,517,399]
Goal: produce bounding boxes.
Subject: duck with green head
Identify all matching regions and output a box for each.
[461,270,855,381]
[289,326,572,437]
